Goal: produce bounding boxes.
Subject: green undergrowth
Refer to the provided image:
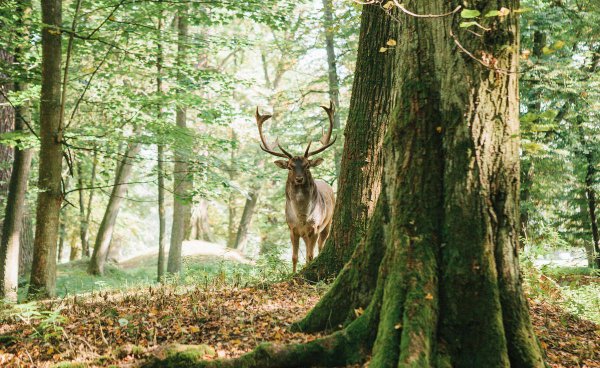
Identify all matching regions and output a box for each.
[15,249,293,302]
[524,264,600,324]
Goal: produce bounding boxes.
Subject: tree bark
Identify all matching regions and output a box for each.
[154,1,545,367]
[19,214,33,277]
[321,0,342,176]
[87,142,141,275]
[156,4,167,282]
[28,0,63,299]
[0,79,33,302]
[167,11,192,275]
[234,188,259,251]
[0,48,14,199]
[190,199,214,242]
[583,151,599,268]
[82,149,98,257]
[300,3,398,281]
[226,128,238,248]
[0,0,33,302]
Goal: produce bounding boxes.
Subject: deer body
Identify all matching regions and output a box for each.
[255,102,338,272]
[285,178,335,271]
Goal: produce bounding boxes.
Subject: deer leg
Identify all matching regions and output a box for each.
[305,234,318,264]
[317,223,332,252]
[291,232,300,273]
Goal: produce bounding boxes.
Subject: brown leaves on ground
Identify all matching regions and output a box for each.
[0,281,598,368]
[530,298,600,367]
[0,282,324,367]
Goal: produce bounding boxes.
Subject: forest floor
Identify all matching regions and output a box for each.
[0,268,598,367]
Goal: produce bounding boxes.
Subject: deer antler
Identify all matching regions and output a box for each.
[255,107,292,159]
[305,100,337,157]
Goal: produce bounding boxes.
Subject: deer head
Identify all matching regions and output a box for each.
[255,102,337,186]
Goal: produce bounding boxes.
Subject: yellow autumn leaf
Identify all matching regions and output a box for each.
[425,293,434,300]
[394,323,402,329]
[386,39,397,46]
[435,126,443,133]
[498,7,510,16]
[354,307,364,317]
[383,1,394,10]
[379,47,388,53]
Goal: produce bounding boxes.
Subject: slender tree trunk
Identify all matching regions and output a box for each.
[83,149,97,257]
[0,48,14,199]
[520,160,534,242]
[0,80,33,302]
[167,11,191,275]
[19,214,33,277]
[226,128,238,248]
[321,0,342,175]
[190,199,214,242]
[0,1,33,302]
[300,3,398,281]
[583,152,599,267]
[156,5,167,281]
[234,188,259,251]
[73,159,86,260]
[28,0,63,299]
[58,210,66,263]
[87,142,141,275]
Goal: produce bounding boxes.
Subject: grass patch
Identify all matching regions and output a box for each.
[525,265,600,324]
[16,250,291,302]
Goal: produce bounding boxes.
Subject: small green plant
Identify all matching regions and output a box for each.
[9,302,68,342]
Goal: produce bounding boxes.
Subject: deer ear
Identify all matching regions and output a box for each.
[274,160,288,169]
[310,158,324,167]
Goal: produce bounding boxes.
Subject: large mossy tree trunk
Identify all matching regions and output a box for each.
[150,1,545,367]
[88,142,141,275]
[167,11,192,275]
[28,0,63,299]
[300,3,399,282]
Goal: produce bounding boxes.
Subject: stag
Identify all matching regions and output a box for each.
[255,102,337,272]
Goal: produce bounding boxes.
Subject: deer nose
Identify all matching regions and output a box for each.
[294,176,304,184]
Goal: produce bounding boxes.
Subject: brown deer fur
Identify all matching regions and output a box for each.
[256,102,337,272]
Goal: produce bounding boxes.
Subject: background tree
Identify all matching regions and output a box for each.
[28,0,63,299]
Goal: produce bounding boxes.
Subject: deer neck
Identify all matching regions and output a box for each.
[286,178,317,219]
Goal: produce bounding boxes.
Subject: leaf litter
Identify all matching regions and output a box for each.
[0,279,598,367]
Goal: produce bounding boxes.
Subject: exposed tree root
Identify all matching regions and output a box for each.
[293,195,387,333]
[144,299,381,368]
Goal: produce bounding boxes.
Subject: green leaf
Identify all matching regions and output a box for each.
[460,9,481,18]
[459,21,478,28]
[484,10,500,17]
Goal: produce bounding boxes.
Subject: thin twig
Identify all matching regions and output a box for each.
[450,30,514,74]
[0,89,39,139]
[66,43,115,129]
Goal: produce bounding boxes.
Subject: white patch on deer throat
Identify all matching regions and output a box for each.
[295,192,305,202]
